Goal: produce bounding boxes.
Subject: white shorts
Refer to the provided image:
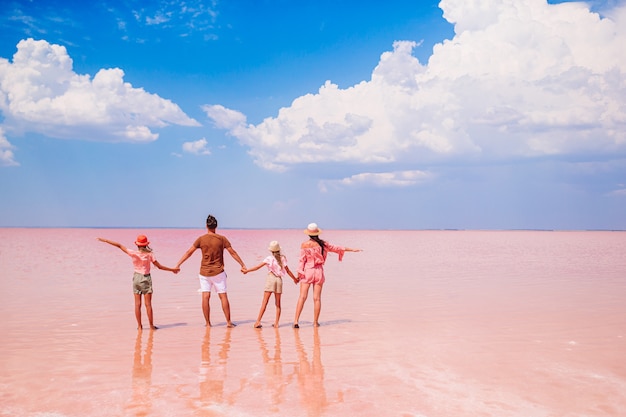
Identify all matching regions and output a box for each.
[198,271,227,294]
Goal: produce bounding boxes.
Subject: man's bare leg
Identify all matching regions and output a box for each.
[218,293,236,327]
[202,291,212,327]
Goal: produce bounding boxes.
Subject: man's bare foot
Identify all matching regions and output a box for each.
[313,322,320,327]
[227,322,237,328]
[272,323,279,328]
[150,325,159,330]
[253,322,262,328]
[205,322,212,327]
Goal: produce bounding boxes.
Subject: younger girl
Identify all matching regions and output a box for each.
[244,241,298,328]
[98,235,179,330]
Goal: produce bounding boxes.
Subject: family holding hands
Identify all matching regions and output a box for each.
[98,214,361,330]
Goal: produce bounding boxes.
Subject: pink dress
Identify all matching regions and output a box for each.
[297,241,345,285]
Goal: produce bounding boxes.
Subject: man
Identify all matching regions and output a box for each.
[176,215,247,327]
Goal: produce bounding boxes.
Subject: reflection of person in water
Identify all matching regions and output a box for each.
[192,326,249,414]
[125,330,154,416]
[293,327,329,417]
[256,327,288,412]
[198,326,232,408]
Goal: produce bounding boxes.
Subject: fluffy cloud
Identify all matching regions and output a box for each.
[204,0,626,181]
[319,170,435,192]
[0,127,18,167]
[0,38,199,153]
[182,138,211,155]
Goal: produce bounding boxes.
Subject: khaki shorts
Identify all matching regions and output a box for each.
[133,272,153,294]
[264,273,283,294]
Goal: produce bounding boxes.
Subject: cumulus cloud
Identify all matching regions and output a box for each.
[0,127,19,167]
[183,138,211,155]
[204,0,626,180]
[608,187,626,196]
[319,170,435,192]
[0,38,200,160]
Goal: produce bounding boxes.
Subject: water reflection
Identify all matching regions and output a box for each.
[197,326,232,410]
[293,327,329,417]
[126,330,154,417]
[256,327,287,412]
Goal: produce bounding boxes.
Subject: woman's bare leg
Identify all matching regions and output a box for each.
[312,283,323,327]
[254,292,272,328]
[293,282,311,327]
[145,293,157,329]
[134,293,143,329]
[274,293,282,328]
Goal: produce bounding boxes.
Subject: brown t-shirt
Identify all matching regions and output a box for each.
[193,233,232,277]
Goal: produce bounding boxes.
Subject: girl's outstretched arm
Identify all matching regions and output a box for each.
[243,262,265,274]
[97,237,129,254]
[153,260,180,274]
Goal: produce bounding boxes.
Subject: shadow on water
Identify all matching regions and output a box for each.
[294,319,353,327]
[156,322,188,329]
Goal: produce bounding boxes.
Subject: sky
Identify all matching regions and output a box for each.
[0,0,625,230]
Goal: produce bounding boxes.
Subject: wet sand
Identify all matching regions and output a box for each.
[1,228,625,416]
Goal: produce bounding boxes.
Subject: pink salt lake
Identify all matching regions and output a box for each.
[1,228,625,416]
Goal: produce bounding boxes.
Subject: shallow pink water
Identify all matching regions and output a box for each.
[1,228,625,416]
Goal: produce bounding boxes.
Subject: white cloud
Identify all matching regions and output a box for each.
[319,170,435,192]
[202,104,247,130]
[0,38,200,161]
[182,138,211,155]
[130,0,218,37]
[204,0,626,173]
[0,127,19,167]
[608,188,626,196]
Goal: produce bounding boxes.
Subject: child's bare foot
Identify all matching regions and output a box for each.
[253,322,262,328]
[227,322,237,328]
[272,323,279,328]
[205,322,212,327]
[150,325,159,330]
[313,322,320,327]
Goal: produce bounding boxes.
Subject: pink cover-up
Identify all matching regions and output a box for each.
[297,242,345,284]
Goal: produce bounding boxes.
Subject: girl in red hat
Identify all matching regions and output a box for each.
[98,235,179,329]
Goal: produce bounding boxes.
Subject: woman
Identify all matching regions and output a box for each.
[293,223,361,328]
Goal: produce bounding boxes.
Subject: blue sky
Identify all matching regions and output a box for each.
[1,0,625,230]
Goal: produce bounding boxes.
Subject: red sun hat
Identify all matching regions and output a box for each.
[135,235,150,247]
